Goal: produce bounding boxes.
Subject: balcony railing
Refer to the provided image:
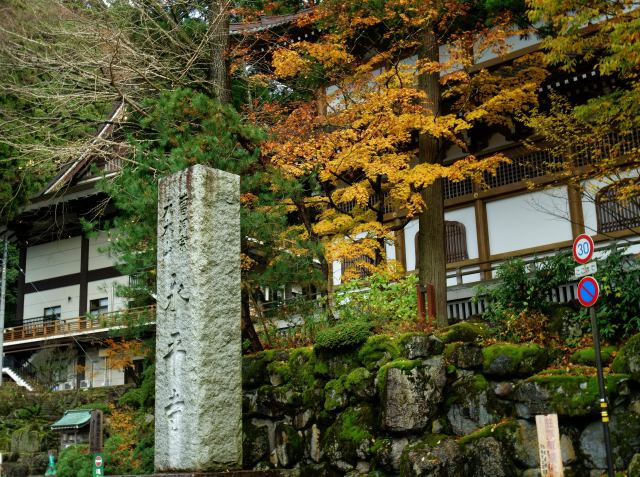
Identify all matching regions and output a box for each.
[3,305,156,343]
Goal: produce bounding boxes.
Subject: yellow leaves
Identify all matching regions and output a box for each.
[103,338,146,371]
[272,48,310,78]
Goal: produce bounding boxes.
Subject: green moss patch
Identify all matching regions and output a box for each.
[482,343,549,377]
[315,321,372,351]
[611,332,640,381]
[526,372,629,417]
[376,358,421,397]
[436,322,487,344]
[570,346,617,366]
[457,419,518,447]
[358,335,401,370]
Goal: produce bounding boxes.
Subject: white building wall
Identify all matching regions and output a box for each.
[486,187,573,255]
[88,232,118,270]
[25,236,81,282]
[23,285,80,320]
[87,276,129,313]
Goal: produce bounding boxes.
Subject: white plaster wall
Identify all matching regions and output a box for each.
[332,260,342,286]
[404,219,420,272]
[25,236,81,282]
[404,206,478,273]
[486,187,573,255]
[88,232,118,270]
[23,285,80,320]
[386,239,396,262]
[82,348,125,387]
[581,169,640,235]
[87,276,130,313]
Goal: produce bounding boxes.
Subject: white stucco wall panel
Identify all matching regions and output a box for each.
[486,188,573,255]
[87,276,130,313]
[25,237,81,282]
[23,285,80,320]
[88,232,119,270]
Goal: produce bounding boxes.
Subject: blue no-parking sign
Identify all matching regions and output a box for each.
[577,276,599,307]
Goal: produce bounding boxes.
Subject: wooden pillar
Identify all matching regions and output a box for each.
[78,236,90,316]
[394,226,407,272]
[567,183,585,238]
[474,192,492,281]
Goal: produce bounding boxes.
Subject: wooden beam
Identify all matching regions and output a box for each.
[474,192,492,281]
[79,236,89,316]
[567,183,586,238]
[394,227,407,272]
[15,246,26,323]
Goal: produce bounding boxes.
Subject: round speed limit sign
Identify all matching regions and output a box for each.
[573,234,594,264]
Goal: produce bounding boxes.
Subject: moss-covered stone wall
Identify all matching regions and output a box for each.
[242,325,640,476]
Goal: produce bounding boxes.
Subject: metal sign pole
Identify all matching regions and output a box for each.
[589,306,615,477]
[0,239,8,386]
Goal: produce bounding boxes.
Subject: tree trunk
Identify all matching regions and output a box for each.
[241,286,263,353]
[209,0,231,104]
[417,27,448,328]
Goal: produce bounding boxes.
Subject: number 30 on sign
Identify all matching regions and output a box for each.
[573,234,594,264]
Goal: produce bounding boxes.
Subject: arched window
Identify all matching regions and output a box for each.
[596,181,640,233]
[341,255,375,279]
[414,221,469,265]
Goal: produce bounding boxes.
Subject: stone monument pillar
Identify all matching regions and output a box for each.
[155,165,242,472]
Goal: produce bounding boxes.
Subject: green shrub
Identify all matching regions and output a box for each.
[333,272,418,331]
[57,445,92,477]
[476,253,573,340]
[584,247,640,340]
[315,321,372,350]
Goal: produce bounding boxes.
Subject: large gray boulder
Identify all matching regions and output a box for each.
[464,437,517,477]
[400,436,465,477]
[580,412,640,469]
[446,372,502,435]
[379,357,446,432]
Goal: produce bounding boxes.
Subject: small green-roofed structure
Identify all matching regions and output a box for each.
[51,410,92,448]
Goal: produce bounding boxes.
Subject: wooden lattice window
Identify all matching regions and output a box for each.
[414,221,469,265]
[596,182,640,233]
[341,255,375,279]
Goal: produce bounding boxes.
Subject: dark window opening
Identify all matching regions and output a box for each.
[341,255,375,279]
[89,298,108,316]
[44,306,61,321]
[596,182,640,234]
[415,221,469,266]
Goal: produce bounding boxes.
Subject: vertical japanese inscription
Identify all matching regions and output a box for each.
[157,180,192,469]
[155,165,241,472]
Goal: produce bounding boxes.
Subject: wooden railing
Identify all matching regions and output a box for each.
[3,305,156,343]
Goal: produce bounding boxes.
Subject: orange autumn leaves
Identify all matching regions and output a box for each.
[255,4,548,273]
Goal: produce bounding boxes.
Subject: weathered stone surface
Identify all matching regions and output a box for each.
[464,437,516,477]
[371,437,408,473]
[308,424,323,463]
[379,357,446,432]
[10,428,42,453]
[580,412,640,469]
[511,420,575,468]
[322,405,374,470]
[399,333,445,359]
[445,342,483,369]
[400,436,465,477]
[274,423,303,468]
[447,373,501,435]
[155,165,242,472]
[483,343,548,377]
[243,421,270,468]
[512,374,628,418]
